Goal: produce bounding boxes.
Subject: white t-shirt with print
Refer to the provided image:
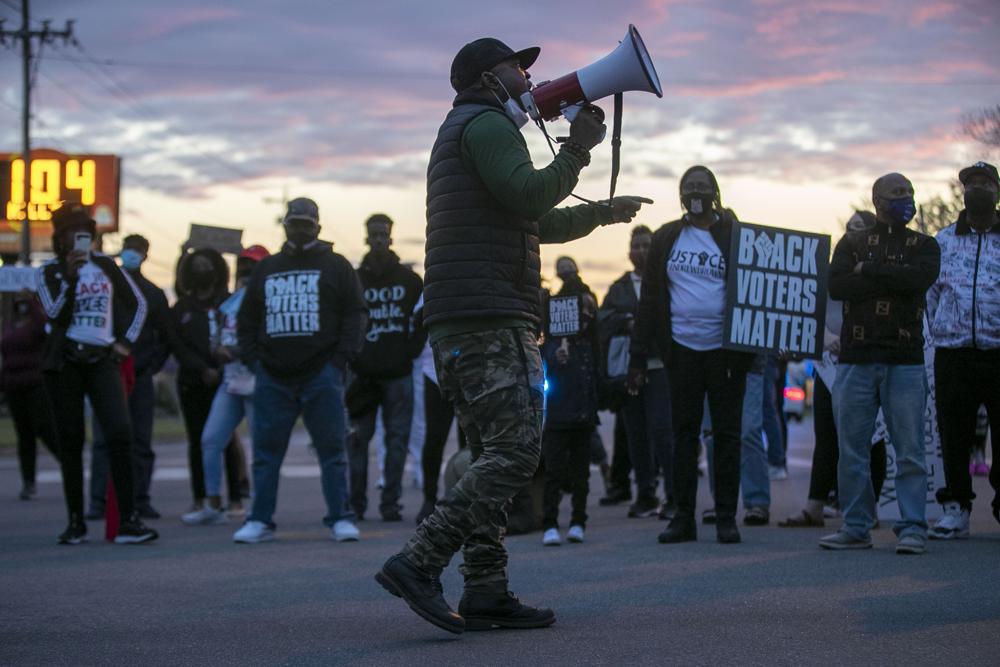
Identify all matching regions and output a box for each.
[66,260,116,347]
[666,225,727,351]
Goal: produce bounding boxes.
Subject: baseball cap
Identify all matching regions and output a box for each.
[283,197,319,224]
[450,38,540,92]
[959,161,999,187]
[239,244,270,262]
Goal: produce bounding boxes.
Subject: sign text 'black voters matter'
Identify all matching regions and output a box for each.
[548,296,580,337]
[723,222,830,358]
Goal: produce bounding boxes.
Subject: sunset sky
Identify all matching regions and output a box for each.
[2,0,998,294]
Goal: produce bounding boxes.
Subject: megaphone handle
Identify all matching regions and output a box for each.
[609,93,623,200]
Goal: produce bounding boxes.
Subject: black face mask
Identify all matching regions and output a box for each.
[965,187,997,216]
[190,270,214,290]
[681,192,713,215]
[287,230,316,248]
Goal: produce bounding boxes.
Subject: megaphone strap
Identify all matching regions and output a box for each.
[609,93,623,201]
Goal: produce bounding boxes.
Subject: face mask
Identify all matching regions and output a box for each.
[191,270,214,289]
[489,76,529,129]
[286,230,316,248]
[964,187,996,216]
[682,192,712,215]
[120,249,144,271]
[886,196,916,224]
[15,301,30,316]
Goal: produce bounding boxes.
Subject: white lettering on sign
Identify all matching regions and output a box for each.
[364,284,408,343]
[264,270,321,337]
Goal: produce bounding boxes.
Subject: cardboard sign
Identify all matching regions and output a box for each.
[548,295,580,337]
[0,266,37,292]
[724,222,830,358]
[183,223,244,255]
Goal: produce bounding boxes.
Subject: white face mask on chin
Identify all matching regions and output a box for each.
[491,79,529,129]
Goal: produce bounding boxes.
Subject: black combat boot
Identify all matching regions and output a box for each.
[376,554,465,634]
[458,590,556,631]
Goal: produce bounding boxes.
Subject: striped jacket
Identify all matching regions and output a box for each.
[927,211,1000,350]
[36,252,147,370]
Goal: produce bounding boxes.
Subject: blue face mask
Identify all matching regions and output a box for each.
[120,249,144,271]
[886,197,916,224]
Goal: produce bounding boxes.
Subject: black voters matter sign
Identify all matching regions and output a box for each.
[723,222,830,358]
[548,296,580,336]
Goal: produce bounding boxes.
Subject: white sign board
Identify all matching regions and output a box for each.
[0,266,37,292]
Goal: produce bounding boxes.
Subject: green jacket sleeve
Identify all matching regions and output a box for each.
[461,111,588,221]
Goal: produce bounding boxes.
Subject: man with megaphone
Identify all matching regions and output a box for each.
[376,36,653,635]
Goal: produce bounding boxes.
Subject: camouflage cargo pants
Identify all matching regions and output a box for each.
[401,327,544,591]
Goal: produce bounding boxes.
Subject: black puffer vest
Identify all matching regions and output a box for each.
[423,101,542,327]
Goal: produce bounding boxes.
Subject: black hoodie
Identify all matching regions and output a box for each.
[237,240,367,382]
[353,250,424,378]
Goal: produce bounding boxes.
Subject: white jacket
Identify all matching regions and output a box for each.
[927,212,1000,349]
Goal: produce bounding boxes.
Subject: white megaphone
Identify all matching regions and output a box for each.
[520,24,662,122]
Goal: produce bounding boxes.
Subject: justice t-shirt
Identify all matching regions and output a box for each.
[66,260,115,347]
[666,225,726,351]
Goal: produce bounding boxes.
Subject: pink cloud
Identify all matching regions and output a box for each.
[675,70,847,98]
[909,2,958,27]
[137,8,242,41]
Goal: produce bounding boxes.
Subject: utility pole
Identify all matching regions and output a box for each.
[1,1,76,264]
[263,186,290,224]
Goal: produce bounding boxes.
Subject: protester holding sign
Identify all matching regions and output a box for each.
[598,225,674,518]
[37,204,157,545]
[926,161,1000,539]
[822,173,940,555]
[540,259,601,546]
[629,166,754,545]
[347,214,423,522]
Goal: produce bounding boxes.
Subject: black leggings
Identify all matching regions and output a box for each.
[810,375,886,502]
[45,359,135,519]
[177,381,249,503]
[421,375,466,504]
[8,384,59,484]
[542,426,593,529]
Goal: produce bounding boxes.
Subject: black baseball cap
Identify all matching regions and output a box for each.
[450,38,540,92]
[959,161,999,187]
[284,197,319,224]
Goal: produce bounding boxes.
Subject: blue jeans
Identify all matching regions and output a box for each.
[249,364,353,527]
[762,357,786,468]
[833,363,928,540]
[202,387,254,498]
[348,374,414,516]
[741,371,770,508]
[622,368,674,500]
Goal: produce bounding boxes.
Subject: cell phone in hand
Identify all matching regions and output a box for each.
[73,232,92,257]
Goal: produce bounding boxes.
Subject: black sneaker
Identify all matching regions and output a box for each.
[115,514,159,544]
[375,554,465,634]
[743,506,770,526]
[716,520,742,544]
[598,487,632,506]
[381,506,404,522]
[58,515,88,545]
[458,590,556,631]
[658,518,696,544]
[415,499,436,525]
[627,495,659,518]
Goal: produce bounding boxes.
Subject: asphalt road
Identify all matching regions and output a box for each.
[2,417,998,666]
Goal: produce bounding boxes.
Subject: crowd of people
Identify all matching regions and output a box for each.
[0,33,997,635]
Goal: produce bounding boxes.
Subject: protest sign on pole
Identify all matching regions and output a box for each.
[723,222,830,358]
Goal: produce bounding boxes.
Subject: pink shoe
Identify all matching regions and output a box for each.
[974,463,990,477]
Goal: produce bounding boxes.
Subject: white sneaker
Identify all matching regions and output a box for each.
[543,528,561,546]
[768,465,789,481]
[929,502,970,540]
[332,520,360,542]
[567,525,585,543]
[181,505,226,526]
[233,520,274,543]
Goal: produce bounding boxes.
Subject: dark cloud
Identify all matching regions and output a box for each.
[2,0,997,197]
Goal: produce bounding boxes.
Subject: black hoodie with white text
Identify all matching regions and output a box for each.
[237,240,367,382]
[353,250,424,379]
